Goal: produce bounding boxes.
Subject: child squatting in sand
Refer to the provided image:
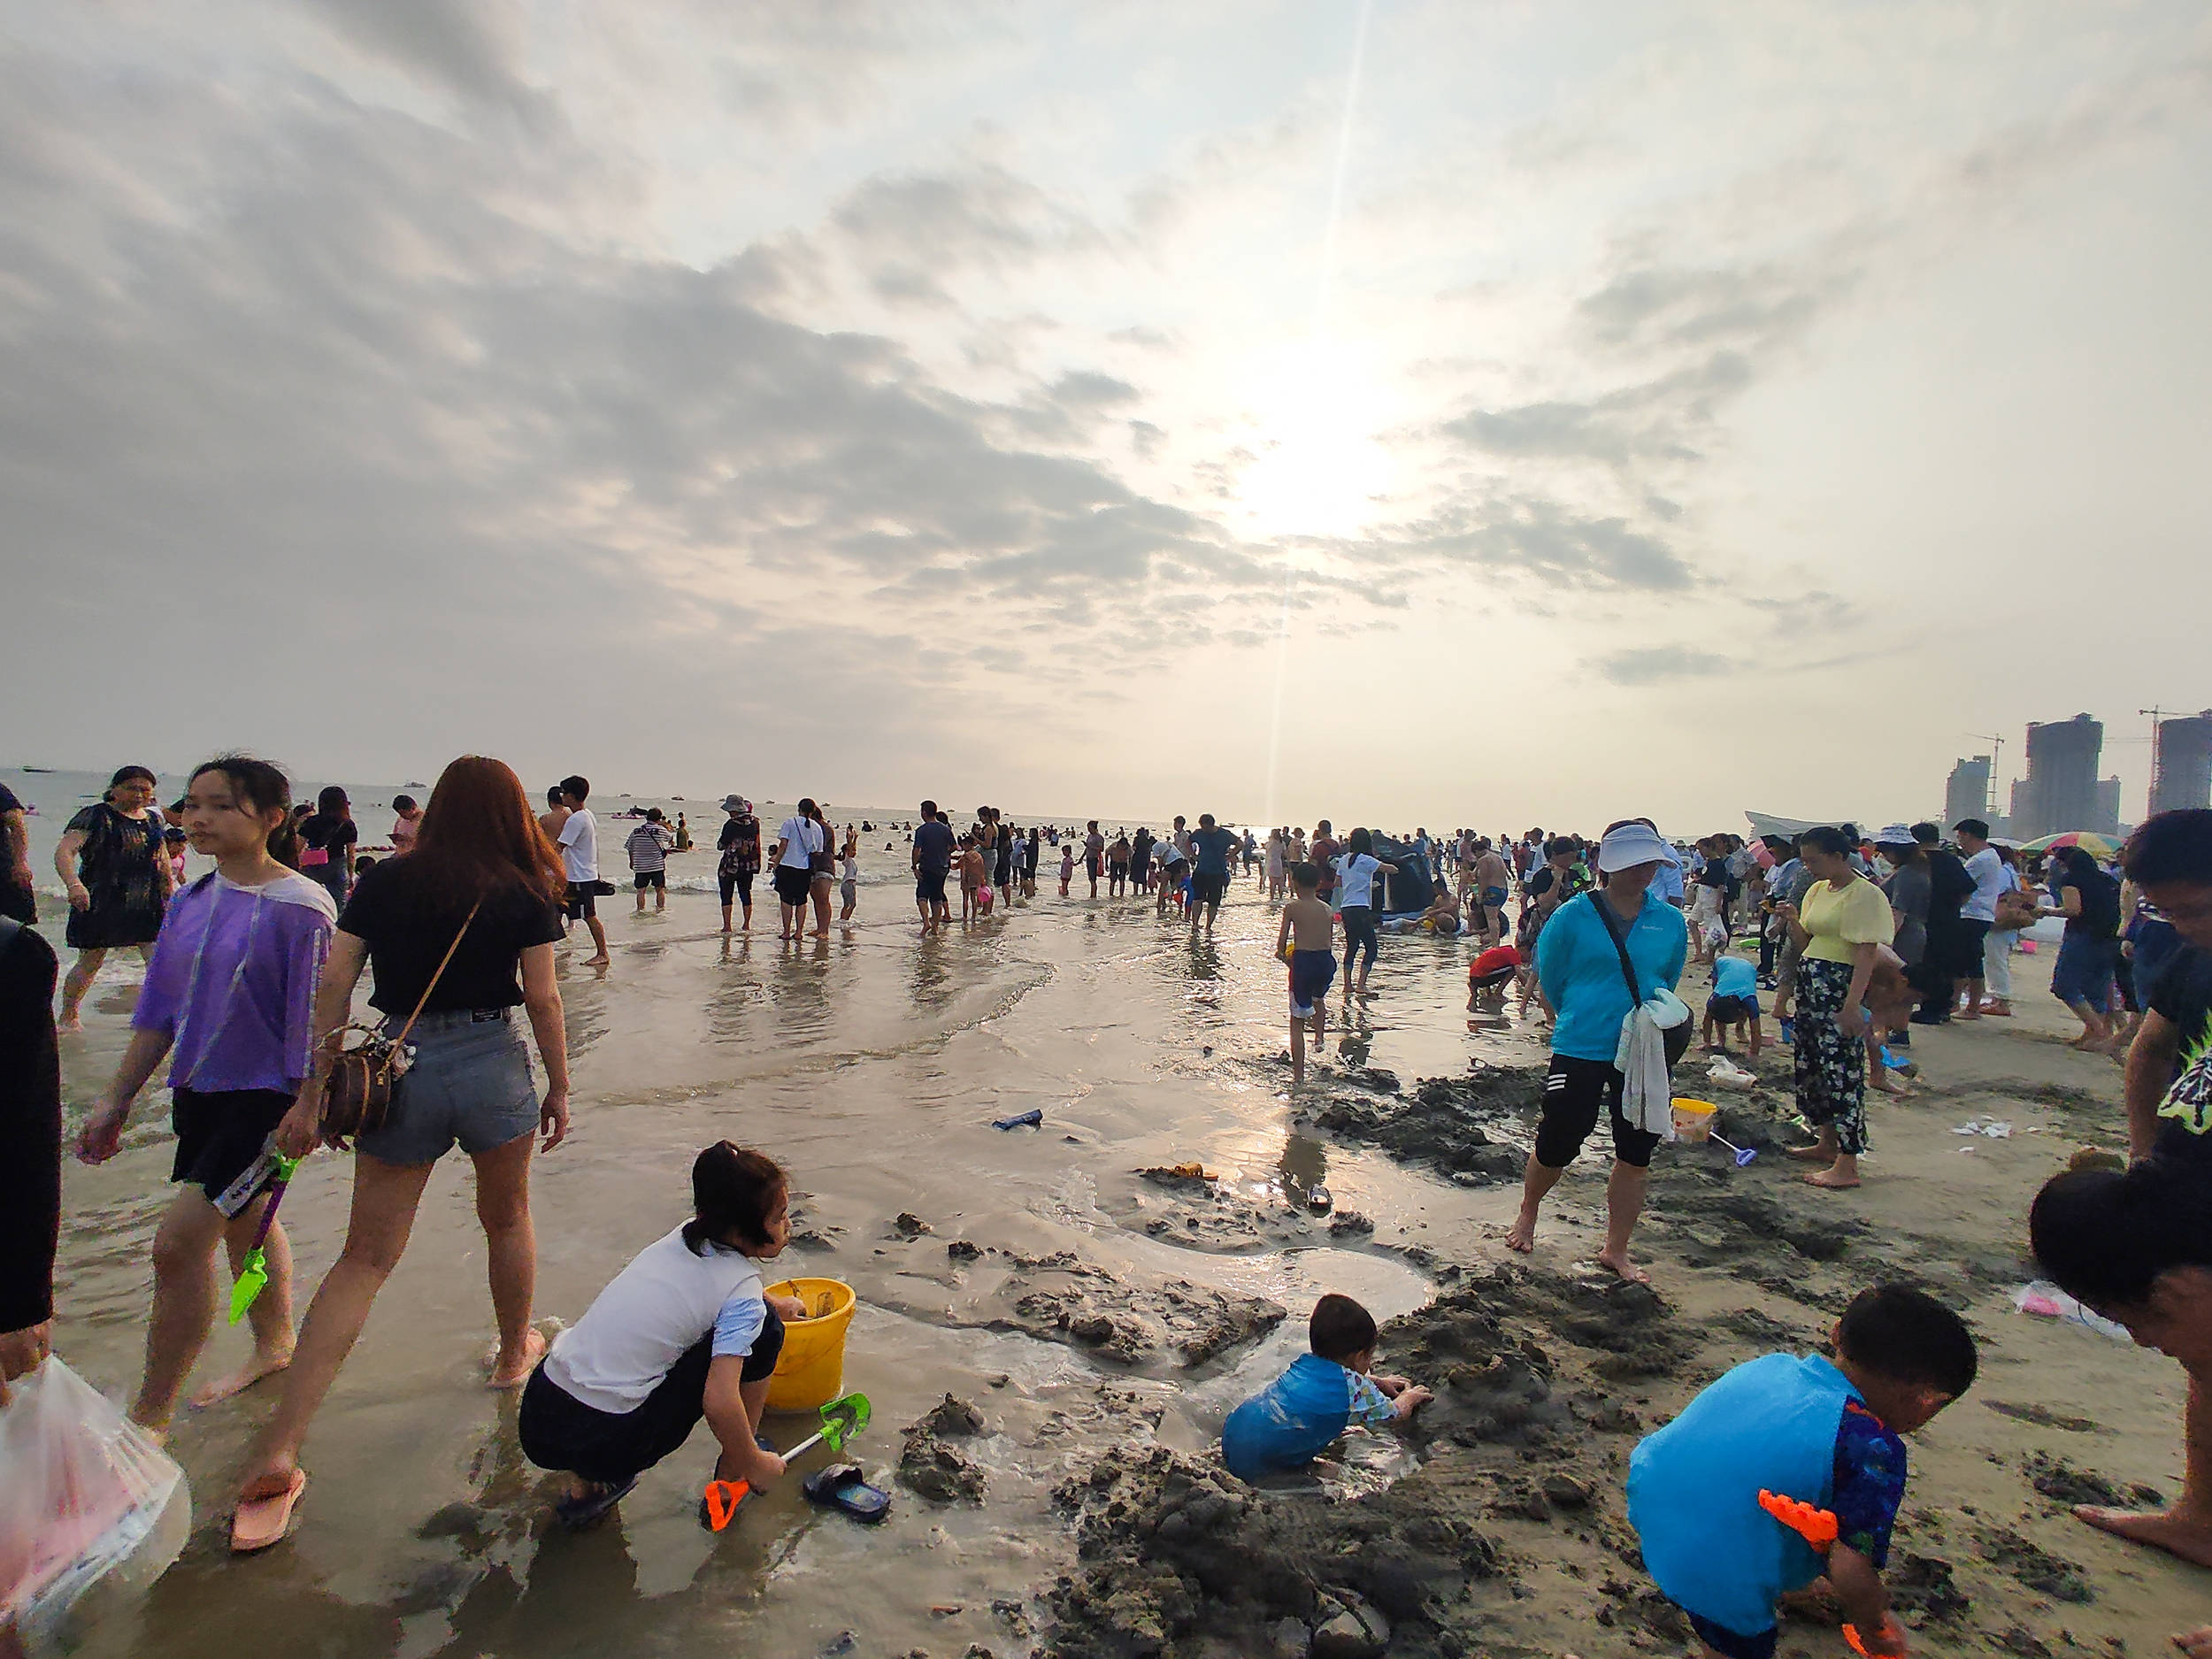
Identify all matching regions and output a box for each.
[1221,1294,1432,1480]
[518,1142,809,1529]
[1278,862,1337,1086]
[1628,1283,1978,1659]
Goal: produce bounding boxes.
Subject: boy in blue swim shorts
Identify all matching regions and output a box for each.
[1223,1294,1432,1479]
[1278,863,1338,1086]
[1628,1284,1977,1659]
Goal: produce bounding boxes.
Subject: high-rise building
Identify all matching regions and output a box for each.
[2096,778,2123,837]
[2151,711,2212,817]
[1945,757,1992,829]
[2009,777,2031,830]
[2017,714,2104,841]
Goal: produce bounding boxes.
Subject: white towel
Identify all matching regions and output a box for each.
[1615,990,1694,1139]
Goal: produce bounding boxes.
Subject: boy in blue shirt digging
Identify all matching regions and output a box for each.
[1703,953,1764,1058]
[1628,1284,1977,1659]
[1222,1294,1432,1479]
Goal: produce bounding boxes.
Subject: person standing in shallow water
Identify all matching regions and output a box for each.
[716,795,761,933]
[76,757,334,1433]
[55,764,173,1031]
[1504,821,1686,1285]
[229,755,571,1553]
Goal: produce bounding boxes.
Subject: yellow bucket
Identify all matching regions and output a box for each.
[764,1277,856,1412]
[1671,1097,1717,1143]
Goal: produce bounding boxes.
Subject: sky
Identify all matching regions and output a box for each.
[3,1,2208,833]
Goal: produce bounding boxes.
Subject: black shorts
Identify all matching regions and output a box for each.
[718,869,755,907]
[1469,966,1515,992]
[916,869,949,905]
[1192,872,1227,905]
[518,1307,786,1487]
[565,882,596,921]
[772,865,812,906]
[171,1087,295,1208]
[1085,855,1102,879]
[1686,1612,1776,1659]
[1707,994,1755,1023]
[634,870,666,890]
[1532,1055,1660,1170]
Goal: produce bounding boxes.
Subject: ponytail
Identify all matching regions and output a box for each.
[190,756,297,865]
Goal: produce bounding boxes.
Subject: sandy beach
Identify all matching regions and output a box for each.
[37,836,2208,1659]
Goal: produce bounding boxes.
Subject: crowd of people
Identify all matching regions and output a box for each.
[4,757,2210,1656]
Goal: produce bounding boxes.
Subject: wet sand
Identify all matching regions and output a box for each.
[46,856,2208,1658]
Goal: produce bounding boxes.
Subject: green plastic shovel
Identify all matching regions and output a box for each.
[701,1393,872,1532]
[227,1151,300,1325]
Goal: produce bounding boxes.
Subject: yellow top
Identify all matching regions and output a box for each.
[1800,875,1895,964]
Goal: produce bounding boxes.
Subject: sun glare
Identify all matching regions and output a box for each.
[1229,336,1394,541]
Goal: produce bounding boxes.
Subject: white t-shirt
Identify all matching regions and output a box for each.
[557,808,598,883]
[541,1224,766,1414]
[777,816,823,870]
[1962,847,2005,924]
[1335,852,1386,909]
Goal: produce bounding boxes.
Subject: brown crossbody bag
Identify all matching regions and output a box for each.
[317,901,480,1149]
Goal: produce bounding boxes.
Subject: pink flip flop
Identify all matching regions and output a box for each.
[230,1470,308,1554]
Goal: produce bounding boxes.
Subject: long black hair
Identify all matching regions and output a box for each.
[191,756,299,868]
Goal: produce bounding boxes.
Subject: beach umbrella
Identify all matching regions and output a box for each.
[2024,831,2119,859]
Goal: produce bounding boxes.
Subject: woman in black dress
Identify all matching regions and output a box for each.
[54,764,172,1031]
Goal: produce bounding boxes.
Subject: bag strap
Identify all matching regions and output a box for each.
[1588,889,1644,1007]
[387,899,482,1050]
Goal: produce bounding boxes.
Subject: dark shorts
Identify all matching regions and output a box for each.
[634,870,666,890]
[171,1087,295,1208]
[1483,886,1509,909]
[1193,872,1228,905]
[1340,903,1379,965]
[2051,933,2119,1007]
[1289,948,1338,1016]
[1470,965,1516,992]
[1533,1055,1661,1170]
[518,1307,786,1487]
[1708,994,1756,1023]
[1686,1612,1776,1659]
[772,864,812,906]
[718,869,755,907]
[0,882,34,925]
[916,869,949,905]
[564,882,596,921]
[1084,855,1102,879]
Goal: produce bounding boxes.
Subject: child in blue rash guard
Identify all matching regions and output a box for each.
[1222,1294,1432,1479]
[1628,1284,1978,1659]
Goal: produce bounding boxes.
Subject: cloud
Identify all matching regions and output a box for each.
[1591,646,1740,686]
[1393,501,1698,592]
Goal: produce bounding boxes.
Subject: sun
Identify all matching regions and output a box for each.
[1229,337,1395,541]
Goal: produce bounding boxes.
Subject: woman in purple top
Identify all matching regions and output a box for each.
[77,757,335,1435]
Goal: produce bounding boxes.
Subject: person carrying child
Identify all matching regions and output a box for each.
[1628,1283,1978,1659]
[519,1141,808,1528]
[1703,952,1764,1058]
[1222,1293,1431,1480]
[1277,863,1338,1087]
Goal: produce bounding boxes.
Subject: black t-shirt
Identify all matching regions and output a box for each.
[912,819,956,878]
[2151,945,2212,1162]
[301,814,359,856]
[1924,849,1974,931]
[340,857,565,1014]
[2058,867,2121,939]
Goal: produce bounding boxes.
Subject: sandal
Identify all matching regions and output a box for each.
[802,1463,892,1523]
[553,1477,636,1531]
[230,1470,309,1554]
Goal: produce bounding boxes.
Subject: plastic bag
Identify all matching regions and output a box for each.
[1,1359,189,1655]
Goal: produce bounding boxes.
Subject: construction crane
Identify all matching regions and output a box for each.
[1965,733,2006,818]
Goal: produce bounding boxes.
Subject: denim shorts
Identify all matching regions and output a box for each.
[357,1009,540,1166]
[2050,933,2119,1009]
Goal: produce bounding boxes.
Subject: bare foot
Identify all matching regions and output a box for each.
[2175,1626,2212,1657]
[1803,1167,1862,1190]
[488,1325,548,1390]
[2075,1504,2212,1568]
[1784,1143,1831,1162]
[1981,1001,2013,1017]
[582,955,611,968]
[1503,1217,1536,1255]
[57,1013,83,1033]
[1596,1249,1651,1284]
[190,1348,292,1409]
[1871,1074,1913,1097]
